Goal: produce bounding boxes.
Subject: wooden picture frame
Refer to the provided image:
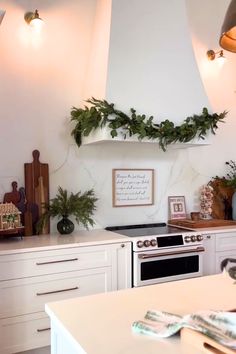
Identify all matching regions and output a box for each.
[168,196,186,220]
[112,169,154,207]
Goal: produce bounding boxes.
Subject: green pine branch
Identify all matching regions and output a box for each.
[36,187,98,234]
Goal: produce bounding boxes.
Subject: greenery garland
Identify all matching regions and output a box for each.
[70,97,227,151]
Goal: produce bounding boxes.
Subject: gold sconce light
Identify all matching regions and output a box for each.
[206,49,226,64]
[24,9,43,28]
[219,0,236,53]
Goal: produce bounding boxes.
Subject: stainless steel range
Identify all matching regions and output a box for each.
[106,223,204,287]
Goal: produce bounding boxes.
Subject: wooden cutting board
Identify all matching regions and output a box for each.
[168,219,236,228]
[181,328,236,354]
[24,150,50,236]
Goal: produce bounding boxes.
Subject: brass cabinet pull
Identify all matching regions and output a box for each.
[36,286,79,296]
[36,258,78,265]
[37,327,51,332]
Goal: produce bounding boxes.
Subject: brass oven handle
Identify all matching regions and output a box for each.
[36,258,78,265]
[36,286,79,296]
[37,327,51,332]
[138,246,205,259]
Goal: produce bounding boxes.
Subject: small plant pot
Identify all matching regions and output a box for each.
[57,216,74,235]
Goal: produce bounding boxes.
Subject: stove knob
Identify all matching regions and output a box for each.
[144,240,151,247]
[137,241,144,248]
[184,236,191,243]
[191,235,197,242]
[150,239,157,247]
[197,235,203,241]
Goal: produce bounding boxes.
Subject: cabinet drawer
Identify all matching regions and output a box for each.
[0,312,50,354]
[0,267,112,318]
[216,233,236,252]
[0,245,111,280]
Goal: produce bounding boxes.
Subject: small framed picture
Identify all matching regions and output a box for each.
[168,196,186,220]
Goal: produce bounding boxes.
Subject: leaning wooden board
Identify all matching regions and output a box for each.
[24,150,50,236]
[168,219,236,228]
[181,328,236,354]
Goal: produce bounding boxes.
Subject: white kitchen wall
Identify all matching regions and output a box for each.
[186,0,236,173]
[0,0,98,230]
[0,0,234,232]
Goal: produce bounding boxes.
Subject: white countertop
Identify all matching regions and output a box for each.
[168,224,236,233]
[0,229,129,255]
[45,273,236,354]
[1,225,236,255]
[191,225,236,233]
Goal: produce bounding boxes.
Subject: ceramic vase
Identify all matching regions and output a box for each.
[57,216,74,235]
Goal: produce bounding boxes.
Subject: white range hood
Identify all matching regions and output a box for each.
[83,0,212,148]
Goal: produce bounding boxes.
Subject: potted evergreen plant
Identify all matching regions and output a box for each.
[37,187,98,235]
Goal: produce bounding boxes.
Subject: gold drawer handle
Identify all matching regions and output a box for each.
[36,258,78,265]
[37,327,51,332]
[36,286,79,296]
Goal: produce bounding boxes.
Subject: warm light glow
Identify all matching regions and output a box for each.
[217,52,226,67]
[30,17,44,33]
[206,49,226,67]
[24,10,44,33]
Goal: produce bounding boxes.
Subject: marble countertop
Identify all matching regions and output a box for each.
[1,224,236,255]
[0,229,129,255]
[45,273,236,354]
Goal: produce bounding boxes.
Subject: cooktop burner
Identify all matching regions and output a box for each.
[105,222,187,237]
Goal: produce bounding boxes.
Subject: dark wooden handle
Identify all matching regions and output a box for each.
[37,327,51,333]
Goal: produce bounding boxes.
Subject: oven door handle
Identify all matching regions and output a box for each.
[138,246,205,259]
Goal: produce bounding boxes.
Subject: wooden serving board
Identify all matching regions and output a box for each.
[24,150,49,236]
[181,328,236,354]
[168,219,236,228]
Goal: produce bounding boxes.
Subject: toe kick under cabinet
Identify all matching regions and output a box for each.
[0,241,131,354]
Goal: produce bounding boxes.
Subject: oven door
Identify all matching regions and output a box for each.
[133,246,205,287]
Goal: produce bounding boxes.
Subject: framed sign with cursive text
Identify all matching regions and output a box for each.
[112,169,154,207]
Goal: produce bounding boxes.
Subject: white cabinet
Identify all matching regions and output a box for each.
[0,313,50,354]
[0,240,131,353]
[202,234,216,276]
[111,242,131,290]
[215,232,236,273]
[202,232,236,275]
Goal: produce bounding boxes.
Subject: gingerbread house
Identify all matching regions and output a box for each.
[0,203,21,230]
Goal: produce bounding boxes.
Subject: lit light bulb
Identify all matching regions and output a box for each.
[217,50,226,67]
[24,9,44,33]
[30,16,44,33]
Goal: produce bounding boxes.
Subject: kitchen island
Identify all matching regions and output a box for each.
[45,273,236,354]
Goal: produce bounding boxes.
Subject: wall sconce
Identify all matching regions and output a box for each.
[206,49,226,65]
[24,9,43,29]
[0,9,5,25]
[219,0,236,53]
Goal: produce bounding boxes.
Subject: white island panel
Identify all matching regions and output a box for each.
[46,273,235,354]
